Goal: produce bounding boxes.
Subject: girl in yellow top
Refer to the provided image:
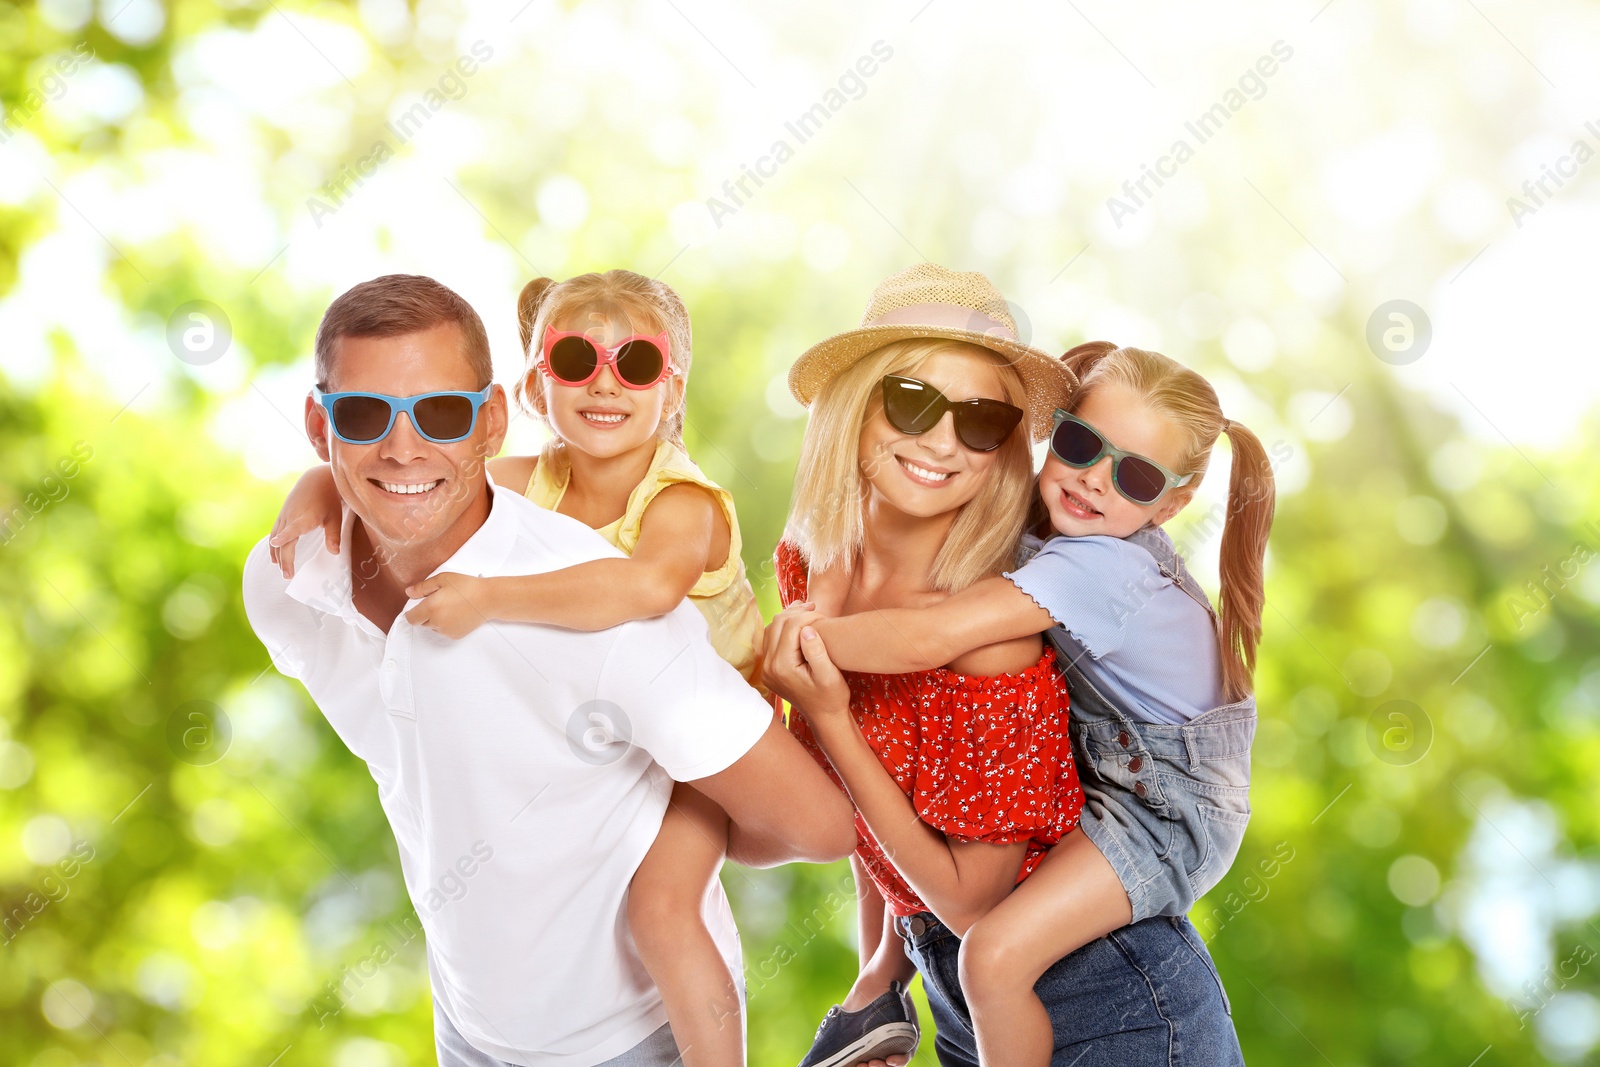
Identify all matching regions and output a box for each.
[268,269,767,1067]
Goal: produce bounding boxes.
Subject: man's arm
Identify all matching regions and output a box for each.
[688,717,857,868]
[596,608,855,867]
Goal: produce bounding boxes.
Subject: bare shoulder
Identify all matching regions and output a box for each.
[644,481,720,526]
[947,631,1045,676]
[647,482,731,569]
[488,454,537,496]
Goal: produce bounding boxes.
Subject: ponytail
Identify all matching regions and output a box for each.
[1217,419,1275,702]
[514,277,558,413]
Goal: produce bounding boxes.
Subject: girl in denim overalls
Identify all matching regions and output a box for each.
[785,341,1274,1065]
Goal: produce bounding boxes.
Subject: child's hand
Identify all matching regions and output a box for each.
[763,603,851,719]
[404,573,493,639]
[268,466,343,579]
[761,602,828,689]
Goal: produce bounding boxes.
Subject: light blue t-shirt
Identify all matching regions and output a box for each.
[1003,532,1225,725]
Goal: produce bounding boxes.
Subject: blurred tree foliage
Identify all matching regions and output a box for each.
[3,1,1599,1066]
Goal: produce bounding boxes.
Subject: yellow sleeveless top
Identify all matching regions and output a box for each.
[525,439,770,701]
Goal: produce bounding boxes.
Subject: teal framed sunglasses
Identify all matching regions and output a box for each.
[312,385,493,444]
[1049,409,1193,505]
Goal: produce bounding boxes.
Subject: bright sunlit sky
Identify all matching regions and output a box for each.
[3,0,1598,480]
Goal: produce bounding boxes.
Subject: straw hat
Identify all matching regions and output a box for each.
[788,263,1077,441]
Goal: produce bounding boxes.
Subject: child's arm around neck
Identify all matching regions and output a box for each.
[807,572,1055,674]
[475,481,724,630]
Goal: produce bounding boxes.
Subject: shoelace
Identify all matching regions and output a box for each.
[813,1005,841,1039]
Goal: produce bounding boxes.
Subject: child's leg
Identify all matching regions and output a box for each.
[957,831,1131,1067]
[844,891,917,1011]
[628,782,740,1067]
[804,867,916,1067]
[852,856,885,971]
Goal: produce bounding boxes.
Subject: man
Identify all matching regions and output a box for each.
[242,274,856,1066]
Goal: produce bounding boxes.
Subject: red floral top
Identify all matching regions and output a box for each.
[774,539,1084,917]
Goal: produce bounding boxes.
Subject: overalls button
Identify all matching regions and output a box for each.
[1128,756,1143,773]
[1118,730,1131,747]
[909,916,927,937]
[1134,782,1148,798]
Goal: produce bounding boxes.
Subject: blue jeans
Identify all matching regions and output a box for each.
[896,911,1244,1067]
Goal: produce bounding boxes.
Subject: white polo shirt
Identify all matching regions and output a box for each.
[241,476,772,1066]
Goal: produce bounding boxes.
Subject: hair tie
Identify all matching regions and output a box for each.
[1222,418,1234,433]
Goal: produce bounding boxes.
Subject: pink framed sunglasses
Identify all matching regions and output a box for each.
[539,327,675,389]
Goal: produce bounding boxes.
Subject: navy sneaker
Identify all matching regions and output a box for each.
[796,980,919,1067]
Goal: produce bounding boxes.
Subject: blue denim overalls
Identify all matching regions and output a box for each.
[883,527,1253,1066]
[1023,525,1256,922]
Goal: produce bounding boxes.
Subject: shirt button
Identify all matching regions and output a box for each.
[1118,730,1131,747]
[384,659,396,671]
[1128,756,1143,773]
[1134,782,1148,799]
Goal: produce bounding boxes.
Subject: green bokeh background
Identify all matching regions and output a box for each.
[4,1,1599,1065]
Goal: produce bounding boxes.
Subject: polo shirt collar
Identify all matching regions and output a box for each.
[284,472,518,621]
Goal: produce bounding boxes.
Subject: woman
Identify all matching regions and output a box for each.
[765,264,1244,1067]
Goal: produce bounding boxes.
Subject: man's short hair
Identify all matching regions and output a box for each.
[314,274,492,389]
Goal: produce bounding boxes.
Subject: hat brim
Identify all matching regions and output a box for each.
[788,324,1078,442]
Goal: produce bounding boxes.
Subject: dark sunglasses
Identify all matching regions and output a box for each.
[1049,409,1193,505]
[312,386,494,444]
[540,327,674,389]
[879,375,1024,452]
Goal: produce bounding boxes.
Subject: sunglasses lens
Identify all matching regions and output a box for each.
[613,339,666,387]
[955,401,1023,451]
[1051,418,1104,466]
[1117,457,1168,504]
[882,377,945,434]
[547,335,599,384]
[330,395,393,442]
[413,394,477,442]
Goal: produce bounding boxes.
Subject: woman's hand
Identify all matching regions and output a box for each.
[763,602,851,722]
[760,601,814,681]
[404,572,494,639]
[268,465,343,579]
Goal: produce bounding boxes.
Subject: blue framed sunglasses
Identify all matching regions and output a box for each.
[312,385,494,444]
[1049,409,1194,505]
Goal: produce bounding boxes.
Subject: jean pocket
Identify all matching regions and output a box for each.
[1185,801,1252,901]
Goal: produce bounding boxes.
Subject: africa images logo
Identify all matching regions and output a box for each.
[1106,41,1295,228]
[306,41,494,228]
[705,40,895,227]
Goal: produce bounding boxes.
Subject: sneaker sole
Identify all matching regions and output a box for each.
[805,1022,919,1067]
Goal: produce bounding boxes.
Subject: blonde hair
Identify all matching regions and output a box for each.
[513,270,693,447]
[785,338,1035,593]
[1059,342,1276,702]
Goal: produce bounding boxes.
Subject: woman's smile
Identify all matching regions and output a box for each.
[896,454,957,487]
